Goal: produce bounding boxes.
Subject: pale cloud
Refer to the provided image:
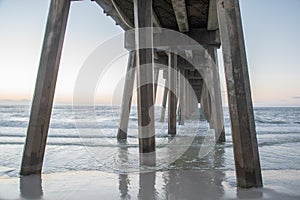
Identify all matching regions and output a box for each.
[292,96,300,99]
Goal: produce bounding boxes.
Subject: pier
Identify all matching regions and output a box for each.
[21,0,262,188]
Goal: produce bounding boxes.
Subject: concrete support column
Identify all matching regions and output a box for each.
[217,0,262,187]
[168,52,177,135]
[134,0,156,157]
[20,0,71,175]
[117,51,136,140]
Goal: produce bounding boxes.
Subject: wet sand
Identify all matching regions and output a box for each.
[0,169,299,200]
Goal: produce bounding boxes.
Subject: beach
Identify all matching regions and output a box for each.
[0,105,299,199]
[1,169,299,199]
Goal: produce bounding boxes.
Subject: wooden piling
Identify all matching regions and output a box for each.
[134,0,156,155]
[168,52,177,135]
[178,69,185,125]
[117,51,136,140]
[217,0,262,187]
[200,83,211,122]
[153,68,159,102]
[184,71,192,118]
[20,0,71,175]
[205,46,225,142]
[160,78,168,122]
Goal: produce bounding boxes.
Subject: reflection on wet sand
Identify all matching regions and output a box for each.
[138,172,157,200]
[116,134,228,199]
[118,140,131,199]
[20,174,43,199]
[162,135,226,199]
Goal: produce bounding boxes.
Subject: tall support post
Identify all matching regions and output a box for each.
[207,46,225,142]
[20,0,71,175]
[200,83,211,122]
[117,51,136,140]
[160,77,168,122]
[178,69,185,125]
[217,0,262,187]
[185,71,191,118]
[168,52,177,135]
[134,0,156,157]
[153,68,159,102]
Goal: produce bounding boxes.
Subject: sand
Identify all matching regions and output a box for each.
[0,169,299,200]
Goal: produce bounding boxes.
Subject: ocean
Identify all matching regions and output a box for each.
[0,105,299,199]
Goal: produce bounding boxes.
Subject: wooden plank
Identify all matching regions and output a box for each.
[134,0,156,155]
[170,0,189,32]
[117,51,136,140]
[217,0,262,187]
[20,0,71,175]
[168,52,177,135]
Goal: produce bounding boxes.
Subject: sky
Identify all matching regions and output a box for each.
[0,0,299,106]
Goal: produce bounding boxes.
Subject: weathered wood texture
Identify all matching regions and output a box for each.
[178,69,185,125]
[168,52,178,135]
[171,0,189,32]
[200,82,211,122]
[160,78,168,122]
[217,0,262,187]
[125,29,220,50]
[153,68,159,102]
[207,0,219,30]
[207,46,225,142]
[117,51,136,140]
[134,0,155,154]
[21,0,71,175]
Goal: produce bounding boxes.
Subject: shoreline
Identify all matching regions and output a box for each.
[0,169,299,200]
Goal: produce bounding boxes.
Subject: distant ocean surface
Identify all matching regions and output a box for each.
[0,105,300,176]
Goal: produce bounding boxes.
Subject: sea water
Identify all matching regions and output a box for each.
[0,105,299,176]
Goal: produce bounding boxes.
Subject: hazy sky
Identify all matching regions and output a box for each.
[0,0,299,106]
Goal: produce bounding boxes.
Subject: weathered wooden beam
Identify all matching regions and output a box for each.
[125,29,220,50]
[168,52,177,135]
[153,68,159,102]
[208,0,219,30]
[20,0,71,175]
[95,0,133,30]
[200,82,211,122]
[134,0,156,157]
[154,51,211,71]
[206,46,225,142]
[160,78,168,122]
[171,0,189,32]
[217,0,262,188]
[184,70,191,118]
[178,69,185,125]
[117,51,136,140]
[152,9,161,27]
[95,0,160,29]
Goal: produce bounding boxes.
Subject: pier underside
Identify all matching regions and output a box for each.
[21,0,262,188]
